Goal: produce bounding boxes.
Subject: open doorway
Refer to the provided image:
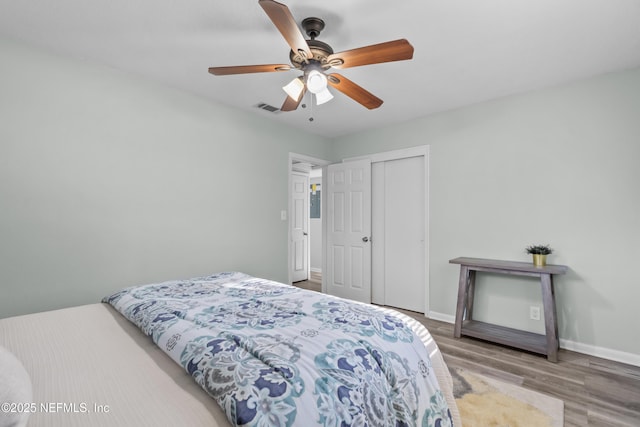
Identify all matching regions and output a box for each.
[308,167,322,285]
[288,153,330,291]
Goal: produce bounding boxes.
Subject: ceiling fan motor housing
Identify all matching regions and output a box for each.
[289,17,335,69]
[290,39,334,69]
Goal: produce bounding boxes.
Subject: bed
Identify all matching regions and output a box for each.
[0,272,460,426]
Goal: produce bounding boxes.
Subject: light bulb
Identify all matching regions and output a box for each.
[315,88,334,105]
[282,77,304,101]
[306,70,327,94]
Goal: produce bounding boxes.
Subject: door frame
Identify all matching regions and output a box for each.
[290,171,310,282]
[287,153,331,287]
[344,145,430,316]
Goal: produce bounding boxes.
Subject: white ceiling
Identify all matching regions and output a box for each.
[1,0,639,138]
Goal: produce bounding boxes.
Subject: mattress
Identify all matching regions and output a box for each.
[0,303,230,426]
[0,299,460,426]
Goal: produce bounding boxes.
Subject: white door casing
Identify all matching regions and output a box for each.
[326,159,372,303]
[287,153,331,287]
[291,172,309,282]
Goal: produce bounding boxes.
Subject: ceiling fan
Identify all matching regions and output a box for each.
[208,0,414,112]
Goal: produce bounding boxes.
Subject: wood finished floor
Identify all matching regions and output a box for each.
[293,280,640,427]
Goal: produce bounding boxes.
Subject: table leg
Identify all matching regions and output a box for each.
[454,266,470,338]
[541,273,559,362]
[467,270,476,321]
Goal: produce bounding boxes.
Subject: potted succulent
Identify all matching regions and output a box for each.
[525,244,553,267]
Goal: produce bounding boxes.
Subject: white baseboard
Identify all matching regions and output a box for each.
[427,311,455,324]
[310,268,322,273]
[428,311,640,367]
[560,339,640,367]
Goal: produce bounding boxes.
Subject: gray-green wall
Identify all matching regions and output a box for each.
[332,68,640,361]
[0,36,330,317]
[2,35,639,363]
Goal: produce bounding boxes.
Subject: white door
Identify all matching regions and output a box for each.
[291,172,309,282]
[326,159,371,303]
[381,156,425,312]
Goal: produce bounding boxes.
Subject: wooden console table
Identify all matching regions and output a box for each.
[450,257,568,362]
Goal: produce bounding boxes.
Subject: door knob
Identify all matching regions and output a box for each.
[362,237,369,242]
[303,232,308,236]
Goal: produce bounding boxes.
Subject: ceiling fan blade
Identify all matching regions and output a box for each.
[327,74,383,110]
[281,87,307,112]
[259,0,312,60]
[208,64,291,76]
[327,39,414,69]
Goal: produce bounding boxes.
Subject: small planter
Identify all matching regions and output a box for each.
[525,244,553,267]
[532,254,547,267]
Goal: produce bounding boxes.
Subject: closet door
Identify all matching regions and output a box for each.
[372,156,425,312]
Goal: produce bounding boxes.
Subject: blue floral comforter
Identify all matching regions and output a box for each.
[103,272,453,427]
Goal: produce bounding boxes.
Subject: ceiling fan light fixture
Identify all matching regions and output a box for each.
[314,87,334,105]
[282,77,305,101]
[209,1,415,113]
[306,70,328,94]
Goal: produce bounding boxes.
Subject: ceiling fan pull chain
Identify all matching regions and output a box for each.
[309,93,315,122]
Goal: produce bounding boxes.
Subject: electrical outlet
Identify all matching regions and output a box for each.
[530,306,541,321]
[280,210,287,221]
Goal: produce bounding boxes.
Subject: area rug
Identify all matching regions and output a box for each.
[449,367,564,427]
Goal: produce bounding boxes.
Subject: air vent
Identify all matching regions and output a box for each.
[255,102,281,113]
